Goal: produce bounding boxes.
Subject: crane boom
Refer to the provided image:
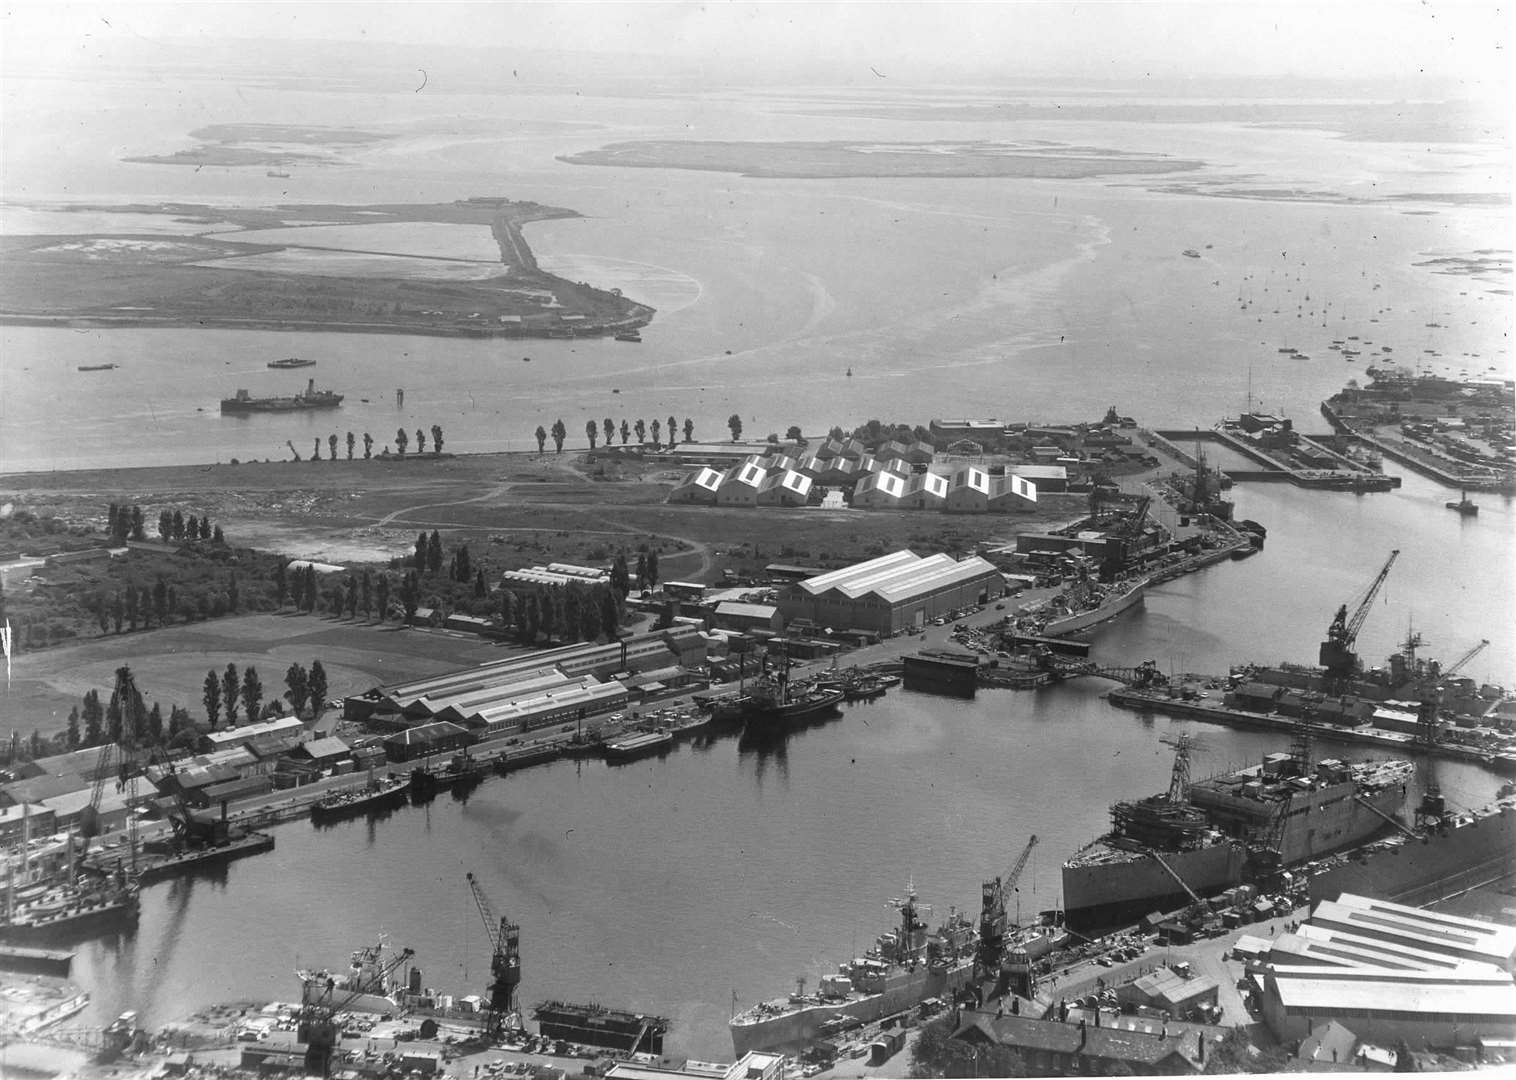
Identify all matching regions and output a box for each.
[1319,549,1399,691]
[1443,639,1489,679]
[1004,834,1039,893]
[466,872,521,1041]
[975,835,1039,981]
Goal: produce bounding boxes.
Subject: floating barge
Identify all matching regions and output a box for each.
[134,832,275,884]
[533,1000,668,1054]
[603,731,674,763]
[902,651,979,697]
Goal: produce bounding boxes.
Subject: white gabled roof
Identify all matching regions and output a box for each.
[908,472,950,498]
[680,466,725,492]
[798,551,999,604]
[858,471,907,498]
[949,466,991,494]
[721,461,767,489]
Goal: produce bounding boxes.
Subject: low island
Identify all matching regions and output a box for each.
[0,197,653,340]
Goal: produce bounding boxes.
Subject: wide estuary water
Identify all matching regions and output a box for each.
[0,71,1511,1060]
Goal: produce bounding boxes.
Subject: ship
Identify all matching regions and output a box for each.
[409,752,486,796]
[613,331,643,343]
[740,676,845,742]
[298,938,405,1015]
[1182,249,1201,258]
[0,871,140,943]
[310,772,409,823]
[77,363,118,372]
[267,170,290,178]
[730,885,978,1055]
[1446,492,1479,516]
[221,377,343,414]
[1042,576,1147,637]
[1062,731,1414,931]
[268,357,316,369]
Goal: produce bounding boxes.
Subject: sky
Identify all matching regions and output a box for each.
[0,1,1510,90]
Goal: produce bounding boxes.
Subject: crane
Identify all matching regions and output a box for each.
[1318,549,1399,692]
[467,871,521,1042]
[297,945,414,1077]
[975,835,1039,981]
[80,666,148,870]
[1441,638,1490,682]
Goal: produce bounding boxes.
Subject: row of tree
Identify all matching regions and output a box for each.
[155,509,224,545]
[534,417,701,453]
[90,574,241,634]
[58,671,196,754]
[203,659,328,726]
[105,503,147,543]
[300,425,445,461]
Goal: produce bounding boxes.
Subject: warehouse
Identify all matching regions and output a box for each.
[777,550,1006,636]
[716,459,767,505]
[852,469,909,509]
[944,466,993,513]
[1312,895,1516,972]
[756,470,812,507]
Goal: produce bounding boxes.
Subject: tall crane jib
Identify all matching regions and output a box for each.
[468,872,522,1041]
[1318,549,1399,691]
[975,835,1039,986]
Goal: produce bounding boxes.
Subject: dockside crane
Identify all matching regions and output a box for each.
[975,835,1039,982]
[467,871,521,1042]
[1318,549,1399,693]
[297,945,414,1077]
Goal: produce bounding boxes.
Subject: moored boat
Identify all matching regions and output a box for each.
[268,357,316,369]
[311,773,408,823]
[222,377,343,414]
[730,885,976,1055]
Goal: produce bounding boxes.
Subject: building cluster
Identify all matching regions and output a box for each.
[667,436,1058,514]
[1235,892,1516,1065]
[343,627,712,744]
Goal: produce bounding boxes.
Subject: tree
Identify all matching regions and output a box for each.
[474,567,488,598]
[171,509,185,541]
[110,592,124,633]
[427,530,443,574]
[651,418,662,446]
[130,505,145,541]
[646,549,660,590]
[199,516,211,541]
[619,419,630,445]
[535,425,548,453]
[313,437,322,461]
[82,689,104,746]
[212,524,225,544]
[431,424,443,454]
[417,428,426,454]
[586,419,598,449]
[309,660,329,722]
[186,515,199,542]
[147,701,164,744]
[124,587,139,631]
[284,663,309,718]
[634,418,646,444]
[786,424,804,442]
[727,413,743,441]
[94,593,109,635]
[228,572,239,613]
[635,551,647,591]
[415,531,428,570]
[329,434,339,461]
[345,575,359,617]
[363,432,374,459]
[153,579,168,627]
[603,417,615,446]
[346,431,356,460]
[683,418,693,443]
[600,588,619,639]
[303,566,319,612]
[376,574,391,620]
[610,552,630,598]
[65,705,80,749]
[667,416,677,448]
[453,544,472,583]
[551,419,567,453]
[396,427,409,455]
[223,663,241,726]
[399,571,420,621]
[157,510,172,542]
[242,667,263,722]
[360,570,373,618]
[203,669,221,726]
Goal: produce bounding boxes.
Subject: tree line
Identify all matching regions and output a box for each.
[534,417,698,453]
[297,425,445,461]
[203,658,328,727]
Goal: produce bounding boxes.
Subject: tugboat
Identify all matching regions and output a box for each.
[268,357,316,369]
[77,363,119,372]
[1446,491,1479,516]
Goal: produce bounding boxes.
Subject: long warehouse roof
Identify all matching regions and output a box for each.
[797,551,999,604]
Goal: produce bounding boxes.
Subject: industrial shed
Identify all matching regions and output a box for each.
[756,470,812,507]
[667,466,724,504]
[382,721,471,762]
[944,467,993,513]
[777,550,1006,636]
[852,470,909,509]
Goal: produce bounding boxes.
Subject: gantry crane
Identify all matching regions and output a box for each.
[975,835,1038,981]
[1318,549,1399,693]
[467,871,521,1042]
[297,946,414,1077]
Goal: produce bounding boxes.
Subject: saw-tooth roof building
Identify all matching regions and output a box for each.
[945,466,993,513]
[903,471,950,510]
[716,459,767,505]
[756,469,813,507]
[852,469,909,509]
[668,466,726,504]
[777,550,1006,635]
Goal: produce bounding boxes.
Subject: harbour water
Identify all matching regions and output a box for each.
[2,69,1511,1061]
